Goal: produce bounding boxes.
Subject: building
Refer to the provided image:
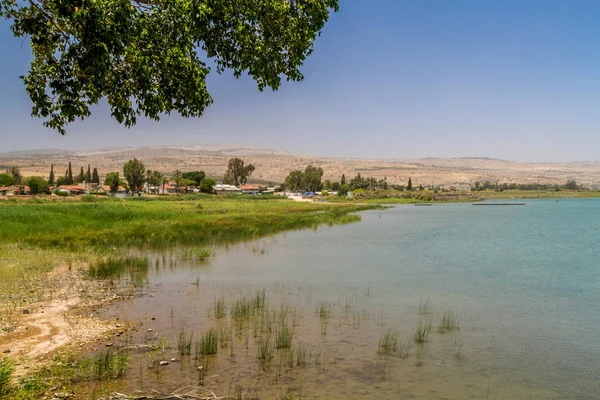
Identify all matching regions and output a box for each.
[213,184,242,194]
[56,185,86,195]
[240,184,260,194]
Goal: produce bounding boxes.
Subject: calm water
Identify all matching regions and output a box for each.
[98,198,600,399]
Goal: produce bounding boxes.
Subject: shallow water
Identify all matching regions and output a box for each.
[93,199,600,399]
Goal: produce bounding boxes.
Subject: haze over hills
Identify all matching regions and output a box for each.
[1,146,599,188]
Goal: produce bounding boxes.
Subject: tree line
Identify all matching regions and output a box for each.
[471,180,580,192]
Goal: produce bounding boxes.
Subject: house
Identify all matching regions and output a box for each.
[213,184,242,194]
[56,185,86,195]
[1,185,32,195]
[101,185,128,197]
[241,184,260,194]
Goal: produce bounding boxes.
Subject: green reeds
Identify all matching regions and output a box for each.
[377,329,400,355]
[414,322,432,343]
[178,328,193,356]
[398,337,412,359]
[232,296,254,320]
[87,255,149,279]
[213,297,226,319]
[316,301,333,319]
[418,298,431,315]
[438,311,460,333]
[195,329,219,356]
[254,289,266,310]
[258,336,274,364]
[293,342,309,366]
[275,324,294,349]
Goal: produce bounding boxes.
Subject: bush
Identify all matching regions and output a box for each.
[0,357,13,397]
[54,190,69,197]
[80,195,97,203]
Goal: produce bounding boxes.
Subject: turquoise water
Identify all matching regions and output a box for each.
[103,198,600,398]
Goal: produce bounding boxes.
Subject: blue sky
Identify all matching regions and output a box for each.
[1,0,599,161]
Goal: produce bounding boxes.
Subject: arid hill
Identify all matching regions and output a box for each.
[2,146,599,188]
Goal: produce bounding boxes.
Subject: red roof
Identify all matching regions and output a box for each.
[59,185,85,191]
[241,184,260,190]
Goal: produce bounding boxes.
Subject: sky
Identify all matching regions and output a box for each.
[1,0,599,162]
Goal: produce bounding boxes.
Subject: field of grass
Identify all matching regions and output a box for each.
[0,195,379,249]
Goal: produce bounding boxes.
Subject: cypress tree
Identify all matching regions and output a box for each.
[407,177,413,191]
[92,168,99,184]
[85,164,91,182]
[76,167,85,183]
[67,162,74,184]
[48,164,55,185]
[340,174,346,185]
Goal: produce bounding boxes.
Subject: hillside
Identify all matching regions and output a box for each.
[2,146,599,188]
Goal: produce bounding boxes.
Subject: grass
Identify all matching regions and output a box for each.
[418,298,431,315]
[195,329,219,356]
[87,255,149,279]
[414,322,432,343]
[178,328,193,356]
[275,324,294,349]
[293,342,309,366]
[316,301,333,319]
[377,329,400,355]
[0,197,379,250]
[438,311,460,333]
[0,357,13,397]
[232,296,255,320]
[258,336,274,364]
[213,297,226,319]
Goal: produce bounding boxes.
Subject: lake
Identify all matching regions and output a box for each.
[94,198,600,399]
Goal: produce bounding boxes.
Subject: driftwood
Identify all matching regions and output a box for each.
[103,385,226,400]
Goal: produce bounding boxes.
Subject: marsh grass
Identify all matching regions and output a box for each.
[178,328,193,356]
[316,301,333,319]
[438,311,460,333]
[0,198,378,249]
[377,329,399,355]
[418,298,431,315]
[258,336,274,366]
[254,289,266,310]
[415,344,428,366]
[293,342,309,366]
[275,324,294,349]
[414,322,432,343]
[398,337,412,359]
[213,297,226,319]
[195,329,219,356]
[87,255,149,279]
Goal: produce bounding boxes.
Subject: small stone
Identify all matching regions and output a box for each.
[22,309,29,314]
[105,343,113,347]
[147,328,153,332]
[198,366,203,370]
[2,349,9,354]
[151,317,156,320]
[170,358,177,362]
[159,361,169,366]
[53,392,70,399]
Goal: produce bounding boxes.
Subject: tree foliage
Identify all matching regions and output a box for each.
[25,176,49,194]
[407,177,413,191]
[66,162,74,184]
[182,171,205,186]
[283,165,322,192]
[85,164,92,182]
[0,173,15,186]
[1,0,339,134]
[92,167,99,184]
[6,166,21,184]
[223,158,255,186]
[199,178,215,193]
[48,163,55,185]
[104,171,120,193]
[123,158,145,193]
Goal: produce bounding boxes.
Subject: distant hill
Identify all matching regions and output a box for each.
[0,149,77,158]
[3,145,599,188]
